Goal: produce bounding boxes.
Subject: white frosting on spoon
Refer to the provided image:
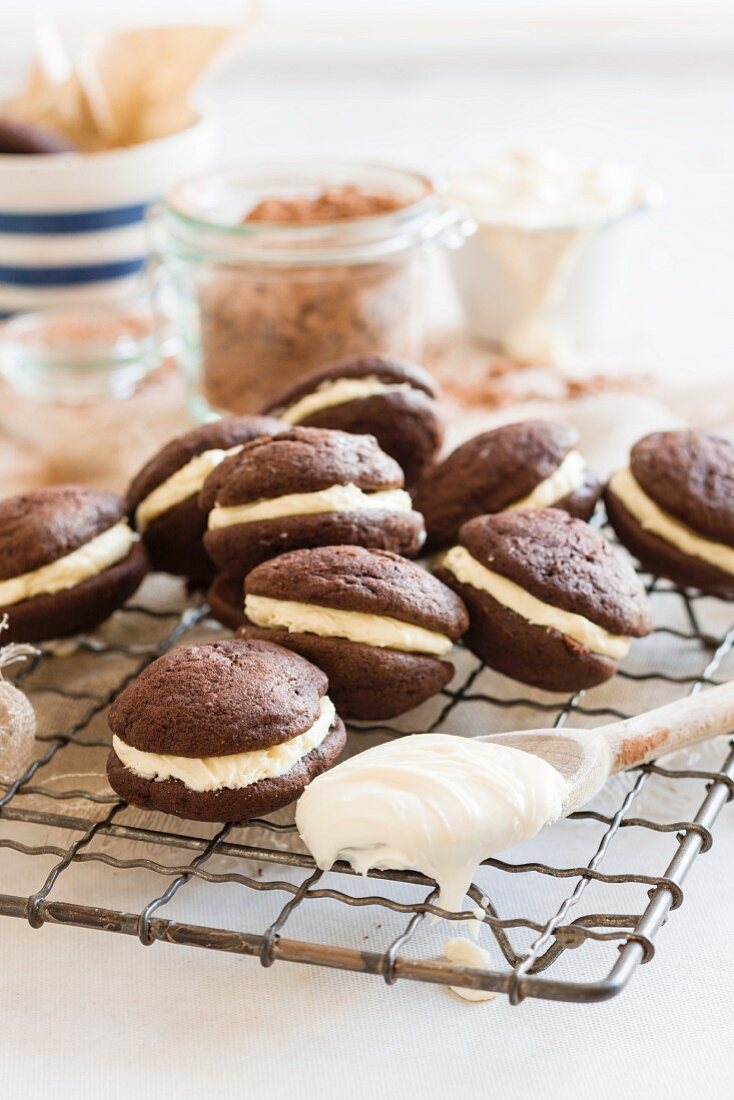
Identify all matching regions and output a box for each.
[295,733,567,912]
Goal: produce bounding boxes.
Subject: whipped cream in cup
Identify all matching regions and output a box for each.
[441,147,659,364]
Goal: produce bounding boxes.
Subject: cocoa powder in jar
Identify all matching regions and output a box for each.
[245,185,405,224]
[198,186,423,414]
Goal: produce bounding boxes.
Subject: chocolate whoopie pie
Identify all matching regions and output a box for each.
[0,487,148,643]
[263,356,444,485]
[436,509,653,692]
[605,430,734,598]
[126,415,284,584]
[239,546,469,720]
[414,419,601,552]
[200,426,426,579]
[106,639,346,822]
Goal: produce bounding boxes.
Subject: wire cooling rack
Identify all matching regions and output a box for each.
[1,542,733,1006]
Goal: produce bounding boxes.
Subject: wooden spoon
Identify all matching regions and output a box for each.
[477,682,734,815]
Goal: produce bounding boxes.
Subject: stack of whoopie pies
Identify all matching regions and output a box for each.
[240,546,469,720]
[3,348,729,826]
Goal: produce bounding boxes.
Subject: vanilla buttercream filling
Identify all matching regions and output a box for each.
[208,483,413,530]
[442,544,630,659]
[245,594,453,656]
[609,467,734,576]
[504,449,587,512]
[135,444,244,533]
[279,376,414,425]
[0,521,138,608]
[112,696,335,793]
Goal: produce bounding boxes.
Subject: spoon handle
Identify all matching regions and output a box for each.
[602,681,734,774]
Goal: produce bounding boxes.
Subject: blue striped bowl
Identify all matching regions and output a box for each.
[0,114,217,316]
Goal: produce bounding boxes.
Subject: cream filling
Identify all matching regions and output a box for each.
[279,376,414,425]
[609,467,734,576]
[245,594,453,656]
[112,696,335,793]
[504,449,587,512]
[442,544,630,659]
[0,521,138,608]
[135,444,244,533]
[208,484,413,530]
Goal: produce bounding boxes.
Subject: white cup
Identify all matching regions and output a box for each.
[447,205,650,363]
[0,113,218,316]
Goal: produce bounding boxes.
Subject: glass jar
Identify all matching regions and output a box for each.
[159,161,464,419]
[0,301,187,491]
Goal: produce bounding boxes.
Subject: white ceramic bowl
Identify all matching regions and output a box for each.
[447,206,649,363]
[0,113,218,315]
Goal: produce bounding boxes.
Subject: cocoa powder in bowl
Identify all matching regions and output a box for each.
[198,185,423,414]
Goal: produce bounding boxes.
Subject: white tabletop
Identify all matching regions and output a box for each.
[3,817,733,1099]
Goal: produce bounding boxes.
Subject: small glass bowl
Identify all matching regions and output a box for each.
[0,300,177,490]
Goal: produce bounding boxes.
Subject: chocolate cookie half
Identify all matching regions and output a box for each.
[0,487,148,643]
[239,546,469,720]
[436,509,652,692]
[207,574,246,631]
[263,356,444,485]
[414,419,601,552]
[200,426,426,578]
[605,430,734,597]
[126,415,284,584]
[106,639,346,822]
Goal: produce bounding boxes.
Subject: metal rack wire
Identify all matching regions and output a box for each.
[1,543,733,1005]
